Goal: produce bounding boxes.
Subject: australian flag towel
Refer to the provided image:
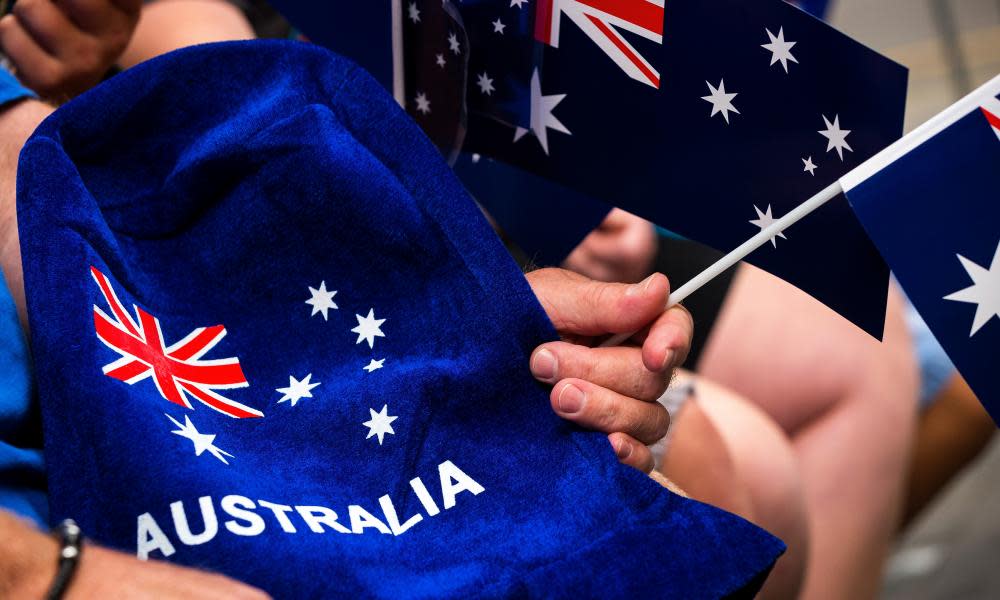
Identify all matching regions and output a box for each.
[17,40,783,598]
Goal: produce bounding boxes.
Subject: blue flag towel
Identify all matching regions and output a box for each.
[17,40,783,597]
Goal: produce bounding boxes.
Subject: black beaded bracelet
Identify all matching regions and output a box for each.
[45,519,82,600]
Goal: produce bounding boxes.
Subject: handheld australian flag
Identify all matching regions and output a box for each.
[843,75,1000,425]
[450,0,908,338]
[260,2,908,336]
[17,41,784,597]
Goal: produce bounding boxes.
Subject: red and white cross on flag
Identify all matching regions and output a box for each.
[983,96,1000,142]
[90,266,263,419]
[535,0,664,88]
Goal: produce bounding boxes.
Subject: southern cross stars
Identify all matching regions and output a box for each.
[819,114,853,160]
[276,373,320,407]
[435,53,446,68]
[492,18,506,34]
[352,308,386,348]
[477,72,495,95]
[944,240,1000,336]
[414,92,431,115]
[407,2,420,23]
[802,156,818,175]
[510,0,528,8]
[364,358,385,373]
[702,79,739,124]
[362,404,398,445]
[448,32,461,54]
[166,414,234,464]
[513,68,570,155]
[305,281,338,320]
[761,27,798,73]
[749,204,787,248]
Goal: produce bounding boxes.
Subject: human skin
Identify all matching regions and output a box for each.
[563,207,920,598]
[671,375,809,600]
[698,265,918,600]
[117,0,254,69]
[0,0,141,101]
[527,268,694,472]
[563,207,658,284]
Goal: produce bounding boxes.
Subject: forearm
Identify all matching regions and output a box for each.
[0,509,57,597]
[0,99,54,328]
[118,0,255,68]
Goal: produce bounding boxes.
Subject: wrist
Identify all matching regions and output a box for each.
[0,511,60,598]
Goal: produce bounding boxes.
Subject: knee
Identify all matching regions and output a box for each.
[690,380,809,599]
[660,401,756,520]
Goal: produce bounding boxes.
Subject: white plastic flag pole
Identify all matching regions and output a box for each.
[600,180,844,348]
[599,73,1000,349]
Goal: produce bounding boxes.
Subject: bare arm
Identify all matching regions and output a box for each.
[0,98,52,327]
[118,0,255,68]
[0,508,269,597]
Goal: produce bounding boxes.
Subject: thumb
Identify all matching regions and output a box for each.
[526,268,670,338]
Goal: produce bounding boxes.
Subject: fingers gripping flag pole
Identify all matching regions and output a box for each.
[605,72,1000,349]
[601,181,843,347]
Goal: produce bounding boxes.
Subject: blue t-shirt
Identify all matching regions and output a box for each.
[0,269,45,525]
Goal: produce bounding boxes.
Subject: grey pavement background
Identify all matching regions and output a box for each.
[827,1,1000,598]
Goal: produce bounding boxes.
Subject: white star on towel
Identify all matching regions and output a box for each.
[510,0,528,8]
[749,204,787,248]
[492,18,506,34]
[363,358,385,373]
[276,373,320,407]
[407,2,420,23]
[352,308,386,348]
[702,79,740,124]
[305,281,338,320]
[166,414,233,464]
[448,32,461,54]
[819,114,853,160]
[362,404,398,445]
[435,53,446,68]
[944,240,1000,336]
[761,27,798,73]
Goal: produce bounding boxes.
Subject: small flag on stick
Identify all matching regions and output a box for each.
[843,74,1000,425]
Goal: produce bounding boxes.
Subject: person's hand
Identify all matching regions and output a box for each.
[0,0,142,100]
[2,512,269,599]
[525,268,693,473]
[562,208,658,284]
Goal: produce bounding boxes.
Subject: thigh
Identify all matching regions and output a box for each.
[696,264,912,435]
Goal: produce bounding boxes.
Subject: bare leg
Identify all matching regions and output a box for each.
[662,378,809,599]
[662,375,808,600]
[698,265,918,599]
[904,374,995,526]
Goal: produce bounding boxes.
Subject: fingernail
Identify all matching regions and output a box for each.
[626,274,655,296]
[614,438,633,460]
[531,349,557,382]
[557,384,585,414]
[660,349,674,371]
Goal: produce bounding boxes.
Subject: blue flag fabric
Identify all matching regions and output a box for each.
[844,76,1000,425]
[17,41,784,597]
[453,0,907,337]
[452,152,610,266]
